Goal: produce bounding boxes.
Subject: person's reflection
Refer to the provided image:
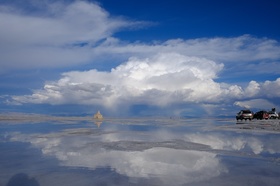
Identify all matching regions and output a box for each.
[7,173,39,186]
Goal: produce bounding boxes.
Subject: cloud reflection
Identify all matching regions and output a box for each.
[7,129,226,185]
[5,120,280,185]
[184,131,280,156]
[62,147,224,185]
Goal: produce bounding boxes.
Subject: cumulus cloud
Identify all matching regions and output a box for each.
[244,81,261,97]
[7,52,280,113]
[9,53,227,107]
[262,78,280,97]
[233,78,280,109]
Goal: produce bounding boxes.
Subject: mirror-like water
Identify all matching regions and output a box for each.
[1,117,280,186]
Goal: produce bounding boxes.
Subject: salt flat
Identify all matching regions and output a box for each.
[0,115,280,186]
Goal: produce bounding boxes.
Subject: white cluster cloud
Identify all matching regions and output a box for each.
[262,78,280,97]
[9,52,280,112]
[244,79,280,98]
[233,78,280,109]
[9,53,230,107]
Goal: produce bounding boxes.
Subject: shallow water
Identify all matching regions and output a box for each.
[1,117,280,186]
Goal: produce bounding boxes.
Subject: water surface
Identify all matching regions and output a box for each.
[1,116,280,185]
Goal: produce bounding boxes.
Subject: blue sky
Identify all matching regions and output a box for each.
[0,0,280,117]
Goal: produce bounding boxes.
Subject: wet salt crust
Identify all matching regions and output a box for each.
[0,117,280,186]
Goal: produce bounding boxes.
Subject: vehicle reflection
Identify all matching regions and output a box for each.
[235,119,280,132]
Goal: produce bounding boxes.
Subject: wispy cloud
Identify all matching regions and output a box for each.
[0,1,147,70]
[1,0,279,72]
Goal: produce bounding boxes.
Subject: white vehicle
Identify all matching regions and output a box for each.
[268,111,279,119]
[236,110,254,121]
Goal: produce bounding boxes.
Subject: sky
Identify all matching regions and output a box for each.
[0,0,280,117]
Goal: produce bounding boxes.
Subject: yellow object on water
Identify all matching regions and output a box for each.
[93,111,103,119]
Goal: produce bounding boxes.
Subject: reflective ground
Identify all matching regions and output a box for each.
[1,116,280,186]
